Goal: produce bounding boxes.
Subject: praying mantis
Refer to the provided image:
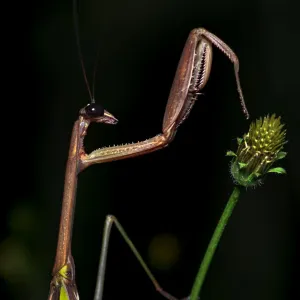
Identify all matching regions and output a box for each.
[47,3,249,299]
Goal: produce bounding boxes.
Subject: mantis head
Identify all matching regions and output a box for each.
[79,103,118,125]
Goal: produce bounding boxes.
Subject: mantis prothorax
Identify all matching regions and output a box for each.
[48,23,249,300]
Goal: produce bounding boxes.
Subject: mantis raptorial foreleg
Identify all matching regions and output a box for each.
[79,28,249,172]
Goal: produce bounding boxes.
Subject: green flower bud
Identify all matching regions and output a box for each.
[226,114,287,187]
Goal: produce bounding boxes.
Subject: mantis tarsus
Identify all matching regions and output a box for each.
[48,9,249,300]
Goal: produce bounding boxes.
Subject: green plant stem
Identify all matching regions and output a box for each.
[190,187,241,300]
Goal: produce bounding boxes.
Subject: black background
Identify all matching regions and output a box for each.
[1,0,299,299]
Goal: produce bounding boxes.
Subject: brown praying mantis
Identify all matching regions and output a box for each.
[47,6,250,299]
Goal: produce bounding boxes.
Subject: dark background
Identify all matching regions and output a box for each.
[1,0,299,299]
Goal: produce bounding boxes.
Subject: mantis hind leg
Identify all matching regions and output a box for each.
[93,215,181,300]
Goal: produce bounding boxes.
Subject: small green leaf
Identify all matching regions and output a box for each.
[268,167,286,174]
[246,173,255,183]
[226,151,237,157]
[238,162,247,169]
[277,152,287,160]
[237,137,243,145]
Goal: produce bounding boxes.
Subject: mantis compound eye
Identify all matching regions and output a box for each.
[80,103,105,118]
